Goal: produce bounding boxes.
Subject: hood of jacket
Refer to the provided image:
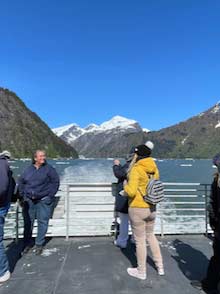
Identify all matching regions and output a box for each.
[135,157,158,175]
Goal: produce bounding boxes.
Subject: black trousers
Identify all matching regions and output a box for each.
[203,228,220,291]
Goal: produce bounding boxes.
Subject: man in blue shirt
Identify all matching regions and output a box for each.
[19,150,60,255]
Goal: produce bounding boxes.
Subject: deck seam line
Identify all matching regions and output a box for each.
[52,241,71,294]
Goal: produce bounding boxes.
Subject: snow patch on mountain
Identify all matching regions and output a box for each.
[215,121,220,128]
[181,135,190,145]
[84,124,99,131]
[100,116,137,130]
[53,124,76,137]
[212,102,220,114]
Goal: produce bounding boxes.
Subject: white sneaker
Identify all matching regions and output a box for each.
[127,268,146,280]
[157,268,165,276]
[0,271,10,283]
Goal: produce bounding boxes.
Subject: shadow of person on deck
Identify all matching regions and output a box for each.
[172,239,209,282]
[120,239,157,271]
[5,237,53,274]
[5,239,24,273]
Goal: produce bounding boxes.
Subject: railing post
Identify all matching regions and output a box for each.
[15,202,19,243]
[65,185,70,241]
[160,209,164,238]
[114,210,118,240]
[204,184,209,236]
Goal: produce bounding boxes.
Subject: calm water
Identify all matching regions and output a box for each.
[9,158,215,184]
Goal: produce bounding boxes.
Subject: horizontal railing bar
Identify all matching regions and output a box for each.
[60,182,207,186]
[164,189,198,192]
[162,222,206,224]
[160,208,205,211]
[161,215,205,218]
[74,208,114,212]
[69,189,112,193]
[164,195,199,198]
[71,203,114,205]
[61,183,113,186]
[165,202,205,205]
[60,202,204,206]
[164,182,201,186]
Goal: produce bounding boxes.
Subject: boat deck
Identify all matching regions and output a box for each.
[0,235,213,294]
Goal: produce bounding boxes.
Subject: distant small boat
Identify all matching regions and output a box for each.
[56,162,70,165]
[185,158,194,161]
[180,164,193,167]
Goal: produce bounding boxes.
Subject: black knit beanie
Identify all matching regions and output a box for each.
[135,145,152,157]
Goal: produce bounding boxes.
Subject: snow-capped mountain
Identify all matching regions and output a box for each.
[53,116,145,139]
[53,116,148,157]
[53,115,148,142]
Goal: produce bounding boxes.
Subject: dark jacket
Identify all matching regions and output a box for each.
[209,174,220,231]
[18,163,60,201]
[0,155,15,207]
[113,163,129,213]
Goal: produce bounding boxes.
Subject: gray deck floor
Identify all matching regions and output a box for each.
[0,235,213,294]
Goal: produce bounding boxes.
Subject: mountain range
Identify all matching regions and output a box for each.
[53,103,220,158]
[2,86,220,159]
[0,88,78,158]
[53,116,148,158]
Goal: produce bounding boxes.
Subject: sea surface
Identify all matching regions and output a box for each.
[9,158,216,184]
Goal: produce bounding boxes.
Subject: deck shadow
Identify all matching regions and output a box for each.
[171,239,209,281]
[5,239,24,273]
[121,241,157,270]
[5,236,54,274]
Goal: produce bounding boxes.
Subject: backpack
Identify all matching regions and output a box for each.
[142,176,165,205]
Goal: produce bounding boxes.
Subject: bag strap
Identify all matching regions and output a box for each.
[138,172,155,197]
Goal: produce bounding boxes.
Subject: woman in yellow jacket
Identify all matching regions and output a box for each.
[124,142,164,280]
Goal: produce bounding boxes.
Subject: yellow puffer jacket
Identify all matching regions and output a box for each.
[124,157,159,208]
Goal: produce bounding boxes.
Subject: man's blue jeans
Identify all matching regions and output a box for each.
[23,197,53,247]
[0,204,10,276]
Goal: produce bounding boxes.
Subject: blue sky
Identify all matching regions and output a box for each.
[1,0,220,130]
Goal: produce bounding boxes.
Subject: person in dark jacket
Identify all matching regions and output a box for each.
[0,151,15,283]
[112,149,134,249]
[192,154,220,293]
[19,150,60,255]
[202,154,220,293]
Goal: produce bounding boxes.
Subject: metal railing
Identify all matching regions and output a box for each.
[4,182,212,241]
